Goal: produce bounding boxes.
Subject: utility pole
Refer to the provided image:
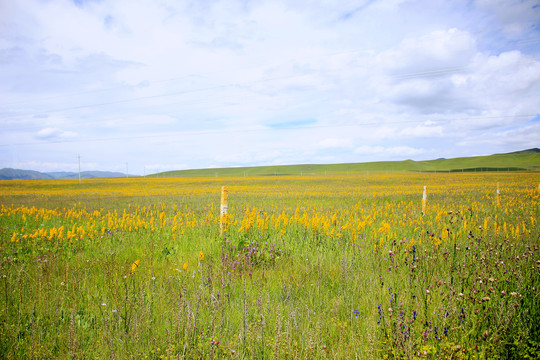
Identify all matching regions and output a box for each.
[78,155,81,184]
[126,162,129,178]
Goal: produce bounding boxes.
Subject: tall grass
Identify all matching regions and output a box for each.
[0,172,538,358]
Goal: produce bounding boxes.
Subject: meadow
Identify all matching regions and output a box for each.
[0,172,539,359]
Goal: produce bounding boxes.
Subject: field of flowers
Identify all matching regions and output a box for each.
[0,172,539,359]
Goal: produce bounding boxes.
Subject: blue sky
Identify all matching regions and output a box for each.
[1,0,539,174]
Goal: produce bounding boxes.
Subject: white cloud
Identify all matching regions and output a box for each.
[317,138,353,149]
[36,127,77,140]
[399,125,444,137]
[457,122,540,149]
[466,51,540,109]
[354,145,425,157]
[379,28,477,75]
[101,114,178,129]
[143,163,189,173]
[374,30,540,116]
[0,0,538,171]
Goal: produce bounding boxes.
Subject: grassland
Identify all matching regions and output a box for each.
[0,172,539,359]
[154,150,540,177]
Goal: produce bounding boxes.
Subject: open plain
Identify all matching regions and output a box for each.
[0,172,539,359]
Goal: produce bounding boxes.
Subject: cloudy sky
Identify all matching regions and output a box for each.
[1,0,539,174]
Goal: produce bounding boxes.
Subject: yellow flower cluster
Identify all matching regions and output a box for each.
[1,202,209,244]
[1,173,537,250]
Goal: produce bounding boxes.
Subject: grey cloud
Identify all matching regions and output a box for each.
[390,79,477,115]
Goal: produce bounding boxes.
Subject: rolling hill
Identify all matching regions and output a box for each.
[154,148,540,177]
[1,149,538,180]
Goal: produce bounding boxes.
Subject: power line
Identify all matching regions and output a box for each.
[1,46,374,109]
[0,72,314,120]
[5,56,537,120]
[390,66,467,80]
[3,20,539,113]
[2,52,538,129]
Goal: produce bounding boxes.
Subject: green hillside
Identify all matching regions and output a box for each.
[152,149,540,177]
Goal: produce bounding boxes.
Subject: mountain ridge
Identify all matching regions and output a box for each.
[0,169,128,181]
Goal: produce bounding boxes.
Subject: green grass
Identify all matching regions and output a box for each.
[152,151,540,177]
[0,173,539,359]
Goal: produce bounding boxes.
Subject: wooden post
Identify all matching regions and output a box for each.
[422,185,427,215]
[496,182,500,206]
[220,186,228,236]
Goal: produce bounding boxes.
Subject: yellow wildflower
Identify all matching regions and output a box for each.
[131,259,140,274]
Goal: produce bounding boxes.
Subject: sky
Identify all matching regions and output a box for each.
[1,0,539,175]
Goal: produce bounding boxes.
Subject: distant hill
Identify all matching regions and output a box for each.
[0,168,54,180]
[154,148,540,177]
[0,168,128,180]
[504,148,540,155]
[47,171,128,179]
[2,149,538,180]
